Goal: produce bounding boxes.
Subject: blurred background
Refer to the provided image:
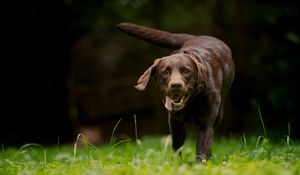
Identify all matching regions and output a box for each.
[2,0,299,145]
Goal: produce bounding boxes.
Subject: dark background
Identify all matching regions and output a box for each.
[2,0,299,145]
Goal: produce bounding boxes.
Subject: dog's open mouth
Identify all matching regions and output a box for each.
[164,94,189,111]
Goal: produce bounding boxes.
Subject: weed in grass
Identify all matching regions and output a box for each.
[242,133,249,152]
[73,133,100,161]
[109,118,122,146]
[134,115,142,146]
[108,118,133,149]
[257,106,267,138]
[12,143,47,165]
[285,122,295,165]
[251,106,272,160]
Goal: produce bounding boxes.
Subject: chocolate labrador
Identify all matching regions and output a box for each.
[117,22,235,162]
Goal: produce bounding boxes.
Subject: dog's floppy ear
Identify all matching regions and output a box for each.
[135,59,161,91]
[188,55,207,89]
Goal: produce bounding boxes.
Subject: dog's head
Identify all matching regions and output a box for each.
[135,53,206,111]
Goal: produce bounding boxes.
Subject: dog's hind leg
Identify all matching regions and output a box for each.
[196,127,214,162]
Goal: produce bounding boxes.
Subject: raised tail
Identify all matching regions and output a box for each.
[117,22,195,49]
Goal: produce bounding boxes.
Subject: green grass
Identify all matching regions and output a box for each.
[0,135,299,175]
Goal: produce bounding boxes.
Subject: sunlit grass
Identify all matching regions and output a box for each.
[0,135,299,175]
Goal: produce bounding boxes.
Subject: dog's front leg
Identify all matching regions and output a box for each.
[169,115,186,153]
[196,126,214,162]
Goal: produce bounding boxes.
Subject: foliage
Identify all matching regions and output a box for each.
[0,136,299,175]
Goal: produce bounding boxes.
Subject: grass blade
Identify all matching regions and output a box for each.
[134,114,138,143]
[110,118,122,145]
[258,106,267,138]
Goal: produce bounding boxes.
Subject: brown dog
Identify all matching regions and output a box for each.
[117,22,235,162]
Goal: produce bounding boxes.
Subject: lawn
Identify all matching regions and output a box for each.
[0,135,299,175]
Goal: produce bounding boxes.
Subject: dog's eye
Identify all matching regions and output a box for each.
[160,69,170,77]
[181,67,192,76]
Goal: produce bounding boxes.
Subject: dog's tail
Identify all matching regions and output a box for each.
[117,22,195,49]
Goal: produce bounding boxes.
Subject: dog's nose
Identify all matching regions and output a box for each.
[170,82,183,89]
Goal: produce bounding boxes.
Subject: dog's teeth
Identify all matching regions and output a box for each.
[180,97,184,103]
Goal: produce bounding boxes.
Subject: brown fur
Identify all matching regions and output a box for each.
[117,22,235,162]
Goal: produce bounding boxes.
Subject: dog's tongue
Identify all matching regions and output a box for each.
[164,96,173,111]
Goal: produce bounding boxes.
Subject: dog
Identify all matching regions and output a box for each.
[117,22,235,162]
